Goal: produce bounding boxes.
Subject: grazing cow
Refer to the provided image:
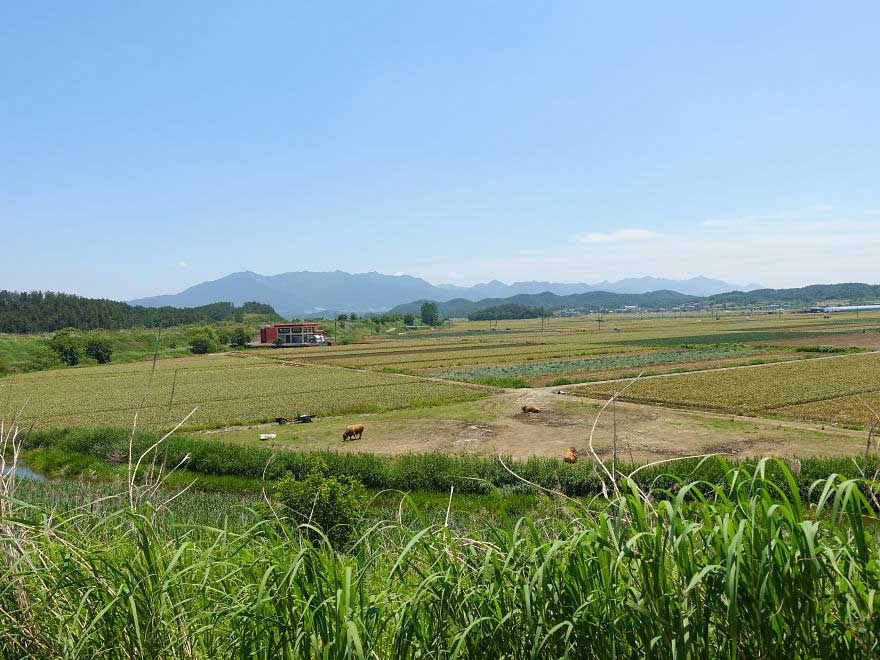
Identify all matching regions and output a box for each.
[342,423,365,442]
[564,447,578,464]
[521,404,541,414]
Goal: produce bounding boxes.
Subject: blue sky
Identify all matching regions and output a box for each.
[2,1,878,299]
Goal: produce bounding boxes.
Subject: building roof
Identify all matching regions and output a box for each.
[272,322,319,328]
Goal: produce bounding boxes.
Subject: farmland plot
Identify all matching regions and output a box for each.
[573,352,880,422]
[433,347,770,382]
[1,355,489,430]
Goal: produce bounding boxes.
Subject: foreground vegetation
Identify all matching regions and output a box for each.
[1,456,878,657]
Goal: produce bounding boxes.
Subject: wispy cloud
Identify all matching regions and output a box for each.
[577,228,661,244]
[176,261,189,268]
[701,205,833,229]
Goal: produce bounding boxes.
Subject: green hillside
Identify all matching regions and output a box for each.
[0,290,282,333]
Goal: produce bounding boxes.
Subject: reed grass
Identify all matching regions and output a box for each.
[0,458,878,657]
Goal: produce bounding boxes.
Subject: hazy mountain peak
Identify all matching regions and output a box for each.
[129,270,761,317]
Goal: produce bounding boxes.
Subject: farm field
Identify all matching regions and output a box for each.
[3,310,879,459]
[753,330,880,349]
[573,351,880,426]
[1,354,489,431]
[431,346,771,383]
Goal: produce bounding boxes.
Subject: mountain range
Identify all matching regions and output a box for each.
[129,271,760,317]
[389,290,701,319]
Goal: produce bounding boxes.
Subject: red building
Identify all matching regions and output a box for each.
[261,322,328,346]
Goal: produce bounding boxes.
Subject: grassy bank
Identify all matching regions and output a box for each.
[0,328,205,376]
[21,427,880,501]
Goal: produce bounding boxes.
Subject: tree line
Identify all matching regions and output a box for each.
[468,303,544,321]
[0,291,281,333]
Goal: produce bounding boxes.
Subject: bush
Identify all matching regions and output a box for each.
[84,337,113,363]
[273,470,366,548]
[189,328,221,354]
[49,331,82,366]
[229,327,250,347]
[215,328,232,345]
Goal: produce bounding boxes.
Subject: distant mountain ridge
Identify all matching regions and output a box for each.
[392,282,880,319]
[390,290,701,318]
[129,271,758,317]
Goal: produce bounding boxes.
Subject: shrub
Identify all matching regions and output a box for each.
[84,336,113,363]
[229,327,250,347]
[49,331,82,366]
[273,470,366,548]
[189,328,221,354]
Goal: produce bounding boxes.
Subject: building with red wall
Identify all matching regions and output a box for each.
[260,322,326,346]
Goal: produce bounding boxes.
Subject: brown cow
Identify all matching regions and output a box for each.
[564,447,578,464]
[342,423,365,442]
[521,404,541,414]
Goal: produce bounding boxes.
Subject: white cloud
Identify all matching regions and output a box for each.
[577,228,661,244]
[176,261,189,268]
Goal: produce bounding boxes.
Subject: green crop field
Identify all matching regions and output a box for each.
[1,354,490,431]
[573,352,880,423]
[432,346,770,382]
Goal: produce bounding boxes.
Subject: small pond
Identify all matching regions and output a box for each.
[2,465,47,482]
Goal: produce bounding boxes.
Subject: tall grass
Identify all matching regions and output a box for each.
[0,459,878,657]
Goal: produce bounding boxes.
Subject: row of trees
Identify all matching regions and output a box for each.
[332,304,443,329]
[0,291,281,334]
[468,304,544,321]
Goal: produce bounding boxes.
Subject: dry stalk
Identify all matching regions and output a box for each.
[444,485,455,527]
[587,372,645,497]
[127,327,162,499]
[0,409,37,641]
[128,407,197,508]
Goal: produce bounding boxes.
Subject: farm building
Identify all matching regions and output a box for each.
[260,322,329,346]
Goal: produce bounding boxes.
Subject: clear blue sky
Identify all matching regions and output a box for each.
[2,1,878,299]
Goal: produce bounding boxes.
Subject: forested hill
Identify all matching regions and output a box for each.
[390,282,880,319]
[0,291,281,333]
[390,290,699,317]
[705,283,880,306]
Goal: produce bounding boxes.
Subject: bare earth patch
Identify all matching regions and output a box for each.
[198,390,868,463]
